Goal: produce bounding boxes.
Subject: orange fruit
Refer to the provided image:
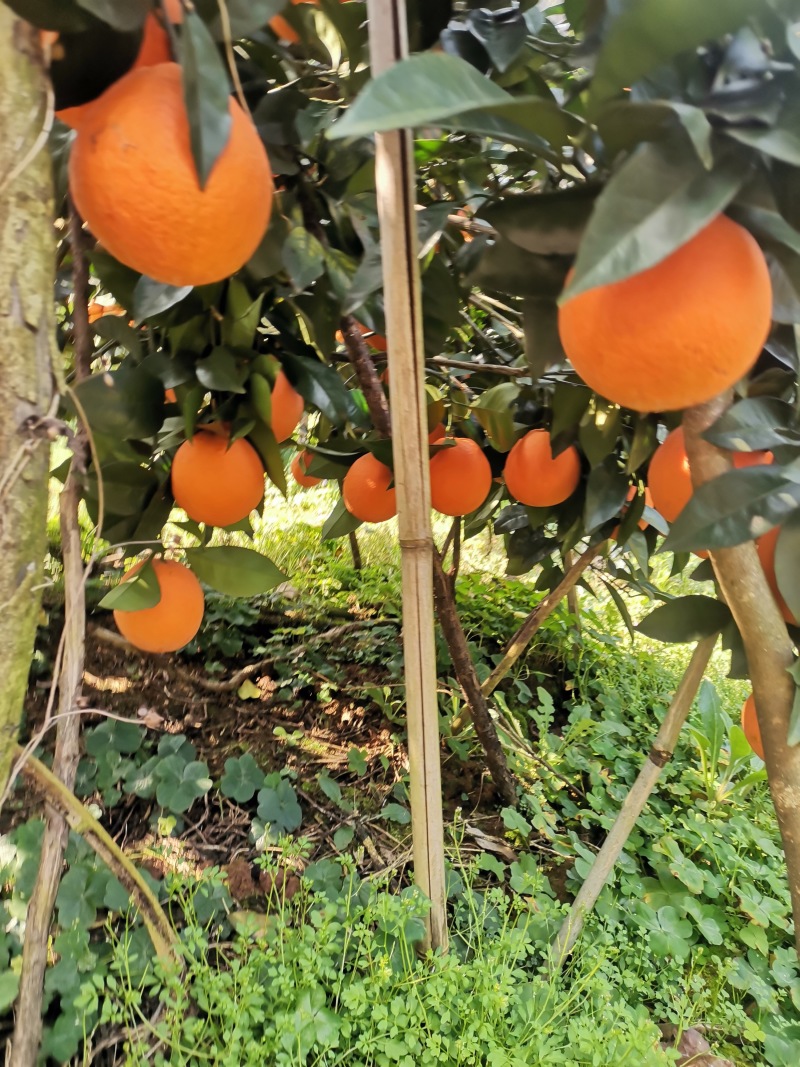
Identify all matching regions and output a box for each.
[171,429,265,527]
[428,423,446,444]
[271,370,305,443]
[69,63,273,287]
[343,453,396,523]
[113,557,204,653]
[648,427,773,524]
[756,526,797,625]
[87,299,126,323]
[429,437,492,516]
[741,694,764,760]
[503,429,581,508]
[291,451,321,487]
[270,0,321,45]
[558,215,772,412]
[164,387,177,403]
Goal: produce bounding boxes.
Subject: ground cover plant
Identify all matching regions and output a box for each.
[2,0,800,1064]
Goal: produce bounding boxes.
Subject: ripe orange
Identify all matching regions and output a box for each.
[429,437,492,516]
[648,426,774,523]
[741,694,764,760]
[335,320,388,352]
[503,429,581,507]
[428,423,446,444]
[558,215,772,413]
[113,557,204,653]
[343,453,396,523]
[164,387,177,403]
[271,370,305,443]
[291,451,321,487]
[69,63,273,287]
[171,429,265,527]
[756,526,797,625]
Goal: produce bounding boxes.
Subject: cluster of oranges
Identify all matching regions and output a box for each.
[54,1,274,287]
[112,370,304,654]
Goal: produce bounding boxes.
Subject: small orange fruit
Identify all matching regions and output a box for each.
[558,215,772,413]
[69,63,273,287]
[343,453,396,523]
[271,370,305,443]
[113,557,204,653]
[171,430,265,527]
[741,694,765,760]
[503,429,581,507]
[164,387,177,403]
[429,437,492,516]
[291,451,321,487]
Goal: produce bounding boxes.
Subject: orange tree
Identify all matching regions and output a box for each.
[5,0,800,976]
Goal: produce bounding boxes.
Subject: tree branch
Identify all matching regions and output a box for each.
[339,314,392,437]
[683,396,800,955]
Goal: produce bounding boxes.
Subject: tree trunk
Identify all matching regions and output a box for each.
[684,397,800,954]
[0,13,56,797]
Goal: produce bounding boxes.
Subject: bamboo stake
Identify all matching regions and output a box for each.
[365,0,447,952]
[550,634,717,968]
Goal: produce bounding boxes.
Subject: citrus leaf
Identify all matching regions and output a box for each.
[184,546,286,597]
[248,421,287,496]
[280,352,366,426]
[283,228,326,291]
[329,52,513,139]
[132,276,192,322]
[179,9,233,188]
[76,0,149,30]
[637,597,729,643]
[322,497,362,540]
[5,0,91,31]
[472,382,520,453]
[70,363,164,440]
[703,398,799,451]
[663,465,800,553]
[562,138,744,302]
[590,0,767,107]
[98,558,160,611]
[584,459,628,531]
[483,187,595,256]
[775,511,800,624]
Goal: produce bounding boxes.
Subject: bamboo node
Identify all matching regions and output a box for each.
[399,537,433,551]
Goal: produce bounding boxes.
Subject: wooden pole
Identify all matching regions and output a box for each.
[366,0,448,952]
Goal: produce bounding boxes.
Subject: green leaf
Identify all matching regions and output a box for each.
[596,100,714,168]
[283,228,326,291]
[584,459,628,531]
[443,98,583,152]
[590,0,767,107]
[467,7,527,72]
[98,558,160,611]
[132,276,192,322]
[562,139,744,302]
[196,346,249,393]
[703,398,798,451]
[84,719,144,756]
[248,421,287,496]
[185,546,285,597]
[221,279,263,348]
[70,363,164,440]
[220,754,266,804]
[76,0,149,30]
[329,52,513,139]
[483,187,595,256]
[5,0,91,32]
[727,98,800,166]
[179,9,233,188]
[637,596,729,643]
[333,826,354,850]
[257,780,302,833]
[380,803,411,825]
[205,0,285,38]
[280,352,364,426]
[472,383,520,453]
[156,759,213,813]
[321,497,362,540]
[663,465,800,553]
[0,971,19,1013]
[347,747,368,776]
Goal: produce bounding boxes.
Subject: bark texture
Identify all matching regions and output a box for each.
[684,398,800,954]
[0,13,56,797]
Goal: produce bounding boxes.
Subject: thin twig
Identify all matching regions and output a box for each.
[339,314,392,437]
[430,355,529,377]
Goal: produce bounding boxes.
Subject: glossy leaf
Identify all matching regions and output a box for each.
[180,9,233,188]
[472,383,519,453]
[329,52,513,139]
[280,352,365,426]
[98,557,160,611]
[76,0,148,29]
[321,497,362,541]
[483,188,595,256]
[637,596,730,643]
[663,465,800,553]
[584,460,629,532]
[703,398,798,451]
[283,228,326,291]
[562,139,744,302]
[185,546,285,597]
[70,364,164,440]
[196,347,248,393]
[247,422,287,496]
[132,277,192,322]
[590,0,766,107]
